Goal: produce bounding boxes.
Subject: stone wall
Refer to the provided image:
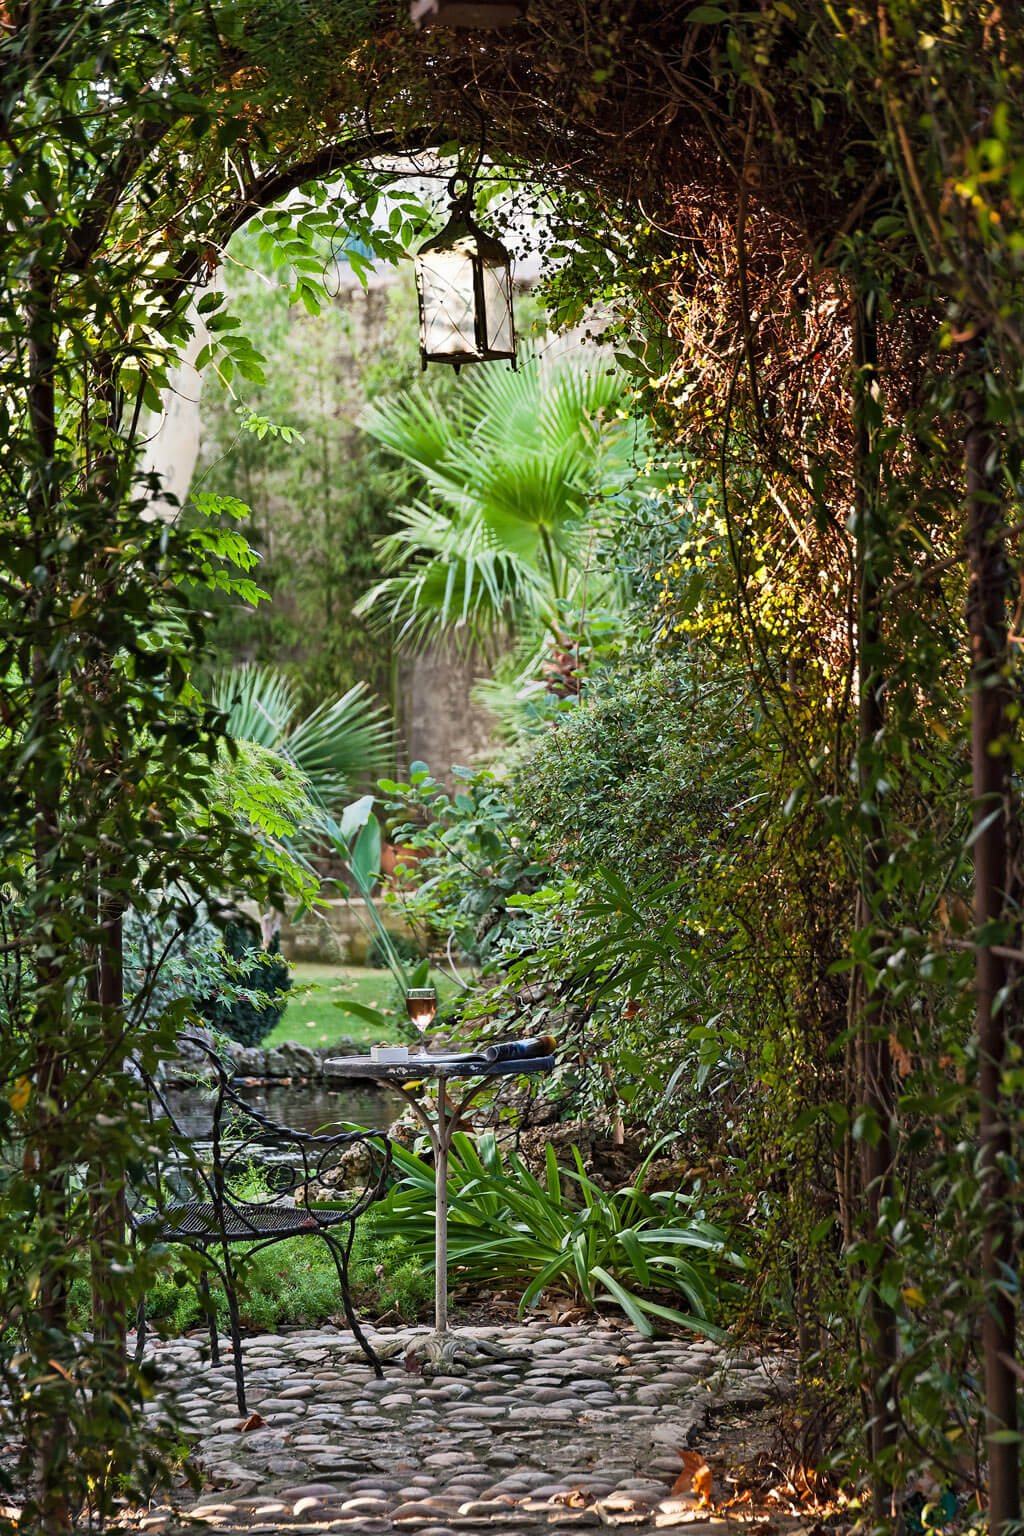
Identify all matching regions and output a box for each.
[396,640,498,787]
[167,1026,339,1083]
[275,897,419,966]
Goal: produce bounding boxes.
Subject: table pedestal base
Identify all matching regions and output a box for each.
[393,1329,530,1378]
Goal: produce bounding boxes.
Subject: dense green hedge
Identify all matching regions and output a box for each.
[194,918,291,1048]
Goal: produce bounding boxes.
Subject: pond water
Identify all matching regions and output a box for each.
[164,1079,406,1139]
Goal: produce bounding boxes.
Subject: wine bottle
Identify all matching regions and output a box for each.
[481,1035,557,1063]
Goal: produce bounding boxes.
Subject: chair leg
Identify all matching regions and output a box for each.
[199,1269,220,1366]
[323,1232,383,1379]
[134,1296,147,1365]
[219,1246,247,1415]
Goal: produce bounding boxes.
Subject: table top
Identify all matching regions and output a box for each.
[324,1052,555,1084]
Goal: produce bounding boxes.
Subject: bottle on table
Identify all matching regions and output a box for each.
[481,1035,557,1063]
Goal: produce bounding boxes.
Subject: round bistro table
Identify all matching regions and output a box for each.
[324,1050,554,1333]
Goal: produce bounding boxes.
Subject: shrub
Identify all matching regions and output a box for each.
[124,907,290,1049]
[372,1130,748,1337]
[351,1215,435,1320]
[194,918,290,1048]
[121,1217,431,1336]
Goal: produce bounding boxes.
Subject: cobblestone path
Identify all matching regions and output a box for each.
[138,1321,794,1536]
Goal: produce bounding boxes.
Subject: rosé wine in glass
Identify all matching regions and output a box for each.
[405,987,437,1054]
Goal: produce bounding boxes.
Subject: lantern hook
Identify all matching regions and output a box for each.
[446,170,476,216]
[446,117,486,211]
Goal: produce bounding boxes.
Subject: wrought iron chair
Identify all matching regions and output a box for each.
[130,1035,393,1413]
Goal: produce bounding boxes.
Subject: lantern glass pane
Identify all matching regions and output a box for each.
[480,260,514,355]
[417,249,479,359]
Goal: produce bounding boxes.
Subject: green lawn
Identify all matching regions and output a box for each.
[266,963,467,1050]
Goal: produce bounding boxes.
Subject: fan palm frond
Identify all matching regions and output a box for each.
[472,446,591,555]
[372,502,460,566]
[458,359,543,454]
[358,352,647,652]
[211,664,393,812]
[355,546,546,652]
[361,384,462,475]
[284,684,393,804]
[539,364,628,452]
[211,664,297,748]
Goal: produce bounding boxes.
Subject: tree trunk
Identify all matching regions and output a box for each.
[964,380,1020,1536]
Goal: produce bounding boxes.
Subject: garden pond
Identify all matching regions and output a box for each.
[165,1078,406,1138]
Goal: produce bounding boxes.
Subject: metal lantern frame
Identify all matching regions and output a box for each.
[413,176,517,373]
[410,0,524,26]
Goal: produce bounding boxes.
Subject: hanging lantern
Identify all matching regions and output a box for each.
[414,186,517,372]
[410,0,524,28]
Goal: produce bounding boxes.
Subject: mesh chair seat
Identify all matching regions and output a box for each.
[160,1199,351,1243]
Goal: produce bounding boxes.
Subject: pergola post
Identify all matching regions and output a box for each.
[964,375,1020,1536]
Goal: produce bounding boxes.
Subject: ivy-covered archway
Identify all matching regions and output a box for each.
[2,3,1022,1527]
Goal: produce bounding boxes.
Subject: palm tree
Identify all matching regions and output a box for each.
[353,354,658,659]
[210,664,393,812]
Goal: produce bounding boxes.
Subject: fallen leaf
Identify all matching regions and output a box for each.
[240,1412,266,1432]
[721,1488,753,1510]
[672,1450,713,1507]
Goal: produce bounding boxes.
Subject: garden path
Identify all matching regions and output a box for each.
[137,1319,796,1536]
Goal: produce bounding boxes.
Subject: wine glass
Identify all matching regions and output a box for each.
[406,987,437,1055]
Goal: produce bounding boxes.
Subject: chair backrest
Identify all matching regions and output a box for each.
[129,1034,393,1232]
